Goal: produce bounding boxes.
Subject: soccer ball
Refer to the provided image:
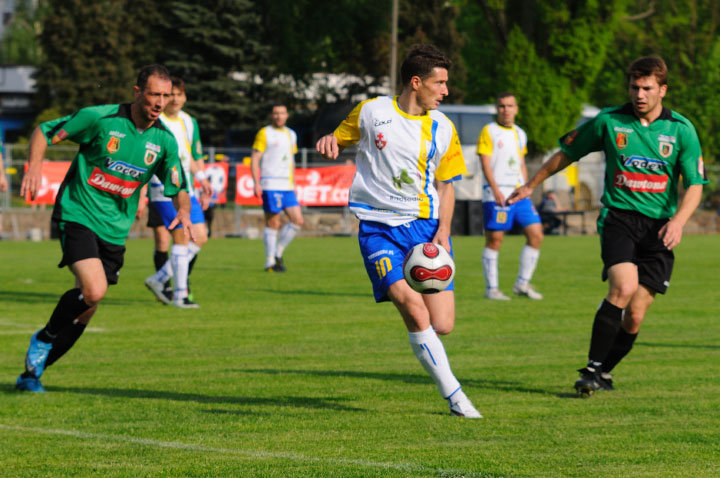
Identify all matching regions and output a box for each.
[402,242,455,294]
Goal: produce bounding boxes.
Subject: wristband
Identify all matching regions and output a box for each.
[194,170,208,181]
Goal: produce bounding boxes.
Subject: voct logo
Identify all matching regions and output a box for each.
[87,167,141,198]
[621,155,667,171]
[105,159,147,179]
[613,170,668,193]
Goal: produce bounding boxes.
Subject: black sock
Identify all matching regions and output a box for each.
[154,250,169,271]
[587,299,624,369]
[602,328,638,374]
[188,254,198,276]
[45,322,87,368]
[37,288,91,342]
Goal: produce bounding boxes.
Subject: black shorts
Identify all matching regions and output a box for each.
[146,201,164,228]
[57,221,126,285]
[599,208,674,294]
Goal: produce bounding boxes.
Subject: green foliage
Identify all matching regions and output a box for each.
[0,0,42,65]
[157,0,286,143]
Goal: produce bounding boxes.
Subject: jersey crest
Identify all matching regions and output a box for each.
[106,136,120,154]
[616,132,628,149]
[375,133,387,150]
[659,141,673,158]
[144,150,157,165]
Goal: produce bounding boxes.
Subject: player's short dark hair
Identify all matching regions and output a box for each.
[170,77,185,93]
[496,92,516,103]
[136,64,170,91]
[400,44,451,86]
[271,102,287,111]
[627,56,668,86]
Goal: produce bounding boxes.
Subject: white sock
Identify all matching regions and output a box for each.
[263,228,278,268]
[187,241,201,262]
[516,245,540,288]
[482,247,499,290]
[170,244,189,299]
[154,259,173,283]
[408,327,461,398]
[276,222,300,258]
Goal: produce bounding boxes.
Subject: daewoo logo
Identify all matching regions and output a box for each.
[87,167,141,198]
[613,170,668,193]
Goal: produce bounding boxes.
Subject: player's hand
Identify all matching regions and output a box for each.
[135,202,146,220]
[316,134,339,160]
[493,188,506,207]
[200,178,212,198]
[253,183,262,198]
[20,164,43,199]
[432,231,451,253]
[168,209,196,242]
[0,171,7,192]
[658,219,683,250]
[507,185,532,205]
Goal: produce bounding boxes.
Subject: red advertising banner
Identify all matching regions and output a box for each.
[24,161,71,205]
[194,161,230,205]
[234,164,355,206]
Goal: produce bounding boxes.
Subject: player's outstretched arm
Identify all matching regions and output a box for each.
[169,190,196,242]
[507,150,573,205]
[20,126,49,199]
[658,183,703,250]
[316,134,343,160]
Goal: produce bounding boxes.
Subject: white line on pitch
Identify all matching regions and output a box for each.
[0,424,496,477]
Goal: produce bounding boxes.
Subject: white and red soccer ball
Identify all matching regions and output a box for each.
[402,242,455,294]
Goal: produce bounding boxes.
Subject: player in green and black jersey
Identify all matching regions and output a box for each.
[15,65,194,393]
[508,56,708,396]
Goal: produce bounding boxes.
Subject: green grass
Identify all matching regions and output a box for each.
[1,234,719,477]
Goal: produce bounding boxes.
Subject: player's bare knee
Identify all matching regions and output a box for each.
[292,216,304,227]
[433,320,455,335]
[81,285,106,306]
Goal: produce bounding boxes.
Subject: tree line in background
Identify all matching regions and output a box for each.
[0,0,718,170]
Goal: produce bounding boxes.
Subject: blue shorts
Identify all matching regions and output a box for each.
[152,196,205,230]
[262,190,300,214]
[358,219,454,303]
[483,198,540,231]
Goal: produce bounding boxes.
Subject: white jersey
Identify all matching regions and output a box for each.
[334,96,466,226]
[150,111,203,202]
[476,121,527,202]
[252,125,298,191]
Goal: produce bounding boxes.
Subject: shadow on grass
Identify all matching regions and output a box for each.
[35,385,365,412]
[636,341,720,350]
[240,368,557,396]
[0,290,60,304]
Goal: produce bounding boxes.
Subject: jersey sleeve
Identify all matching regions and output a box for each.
[155,138,189,196]
[677,121,709,187]
[518,127,528,156]
[252,127,267,152]
[558,114,605,161]
[436,123,467,182]
[476,124,493,156]
[291,129,298,154]
[333,101,367,147]
[190,116,204,161]
[40,107,103,145]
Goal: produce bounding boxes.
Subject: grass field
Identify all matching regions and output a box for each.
[1,233,719,477]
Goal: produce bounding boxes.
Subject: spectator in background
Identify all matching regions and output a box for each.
[538,190,564,235]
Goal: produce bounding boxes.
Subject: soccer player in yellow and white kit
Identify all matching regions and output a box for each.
[478,92,543,300]
[317,44,481,418]
[251,103,303,272]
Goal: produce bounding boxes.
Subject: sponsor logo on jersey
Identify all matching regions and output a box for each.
[621,155,667,171]
[106,136,120,154]
[375,133,387,150]
[614,126,633,133]
[373,118,392,127]
[109,131,127,138]
[51,129,68,144]
[144,150,157,165]
[145,142,161,153]
[613,170,668,193]
[368,249,394,260]
[563,130,578,145]
[104,159,147,179]
[616,132,628,149]
[391,169,414,190]
[658,134,676,143]
[87,167,141,198]
[659,141,673,158]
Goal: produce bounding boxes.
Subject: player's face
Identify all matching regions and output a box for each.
[629,75,666,120]
[134,74,172,123]
[415,67,449,111]
[496,96,518,127]
[165,86,187,116]
[270,106,288,128]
